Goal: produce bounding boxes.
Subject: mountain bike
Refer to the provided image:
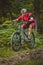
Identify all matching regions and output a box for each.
[11,22,35,51]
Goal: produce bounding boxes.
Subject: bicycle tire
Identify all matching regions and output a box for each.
[27,32,35,49]
[11,32,21,51]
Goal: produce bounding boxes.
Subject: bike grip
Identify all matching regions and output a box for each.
[12,20,17,24]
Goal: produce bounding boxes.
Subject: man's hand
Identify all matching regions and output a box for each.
[12,20,16,22]
[13,19,18,22]
[12,19,19,24]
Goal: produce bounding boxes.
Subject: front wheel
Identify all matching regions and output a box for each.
[11,32,21,51]
[27,32,35,49]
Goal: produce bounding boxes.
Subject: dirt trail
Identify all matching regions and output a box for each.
[0,49,43,65]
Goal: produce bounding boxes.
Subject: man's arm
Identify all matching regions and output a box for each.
[13,19,18,22]
[13,15,22,22]
[28,13,35,22]
[29,17,35,21]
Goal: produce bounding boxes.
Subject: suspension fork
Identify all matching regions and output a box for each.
[21,27,28,40]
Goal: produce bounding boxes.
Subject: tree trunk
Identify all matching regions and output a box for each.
[34,0,40,32]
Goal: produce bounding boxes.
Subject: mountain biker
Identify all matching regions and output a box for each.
[13,8,36,39]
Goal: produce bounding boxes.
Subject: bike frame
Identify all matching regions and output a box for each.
[14,22,28,40]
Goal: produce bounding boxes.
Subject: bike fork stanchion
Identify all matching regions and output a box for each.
[21,27,26,41]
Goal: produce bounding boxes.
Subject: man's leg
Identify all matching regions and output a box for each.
[28,25,32,39]
[28,23,36,39]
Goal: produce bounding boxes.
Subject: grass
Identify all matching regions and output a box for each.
[0,47,43,65]
[0,47,14,57]
[17,60,43,65]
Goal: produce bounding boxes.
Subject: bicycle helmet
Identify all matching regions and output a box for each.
[21,8,27,14]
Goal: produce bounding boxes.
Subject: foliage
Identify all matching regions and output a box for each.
[0,0,34,22]
[0,0,43,49]
[0,20,43,48]
[0,0,43,57]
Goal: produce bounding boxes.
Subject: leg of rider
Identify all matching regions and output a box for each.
[28,22,36,39]
[28,24,32,39]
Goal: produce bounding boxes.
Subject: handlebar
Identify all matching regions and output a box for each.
[12,20,27,25]
[12,20,20,23]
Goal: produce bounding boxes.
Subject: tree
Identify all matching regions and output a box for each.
[34,0,40,31]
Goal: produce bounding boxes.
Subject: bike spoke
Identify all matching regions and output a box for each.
[12,32,21,51]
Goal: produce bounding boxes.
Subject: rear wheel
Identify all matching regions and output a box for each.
[27,32,35,49]
[11,32,21,51]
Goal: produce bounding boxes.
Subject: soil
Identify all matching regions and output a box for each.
[0,49,43,65]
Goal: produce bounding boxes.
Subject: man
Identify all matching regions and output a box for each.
[13,8,36,39]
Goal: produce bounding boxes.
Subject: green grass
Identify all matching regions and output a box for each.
[17,60,43,65]
[0,47,43,65]
[0,47,14,57]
